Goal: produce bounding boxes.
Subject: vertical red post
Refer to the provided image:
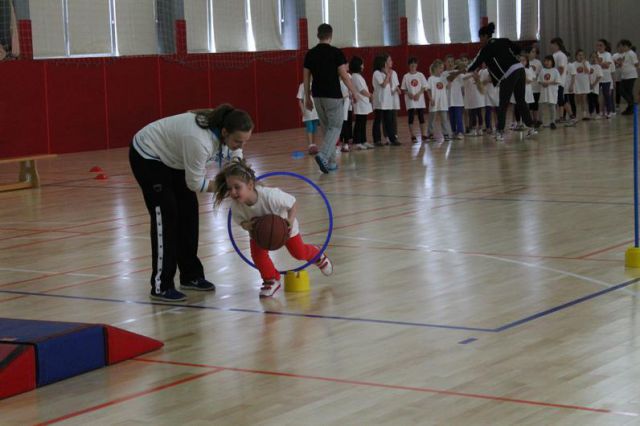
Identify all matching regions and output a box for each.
[297,18,308,84]
[175,19,187,57]
[17,20,33,59]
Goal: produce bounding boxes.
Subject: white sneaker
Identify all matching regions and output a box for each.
[259,279,281,297]
[355,144,367,150]
[495,131,505,141]
[364,142,375,149]
[525,128,537,138]
[315,250,333,276]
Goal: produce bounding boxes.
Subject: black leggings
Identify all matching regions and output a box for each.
[497,68,533,131]
[407,108,425,124]
[468,108,483,127]
[129,145,204,293]
[340,111,353,142]
[620,78,637,112]
[373,109,397,143]
[587,93,600,114]
[353,114,368,144]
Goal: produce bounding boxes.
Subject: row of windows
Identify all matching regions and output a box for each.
[28,0,539,59]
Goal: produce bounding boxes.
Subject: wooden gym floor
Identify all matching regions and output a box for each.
[1,116,640,425]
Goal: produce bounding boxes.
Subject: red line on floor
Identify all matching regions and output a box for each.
[34,369,223,425]
[577,240,634,259]
[133,358,634,417]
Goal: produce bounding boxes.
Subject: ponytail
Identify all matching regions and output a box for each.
[192,104,254,134]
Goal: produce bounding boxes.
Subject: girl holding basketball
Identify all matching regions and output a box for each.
[213,160,333,297]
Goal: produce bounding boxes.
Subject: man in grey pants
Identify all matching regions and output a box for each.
[303,24,359,173]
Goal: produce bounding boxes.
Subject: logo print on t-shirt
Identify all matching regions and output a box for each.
[411,79,419,87]
[544,73,551,81]
[436,82,444,90]
[577,66,584,73]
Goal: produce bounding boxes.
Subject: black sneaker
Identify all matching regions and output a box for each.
[550,123,557,130]
[181,278,215,291]
[314,155,329,174]
[150,288,187,302]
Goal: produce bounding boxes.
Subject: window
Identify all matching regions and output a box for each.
[30,0,161,58]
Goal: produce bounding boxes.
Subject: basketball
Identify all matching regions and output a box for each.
[308,145,319,155]
[253,214,289,250]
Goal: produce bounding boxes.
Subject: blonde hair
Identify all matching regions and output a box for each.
[430,59,443,74]
[213,159,257,207]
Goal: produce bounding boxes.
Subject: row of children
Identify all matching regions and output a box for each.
[298,38,638,150]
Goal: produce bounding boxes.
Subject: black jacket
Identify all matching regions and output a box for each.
[468,38,521,85]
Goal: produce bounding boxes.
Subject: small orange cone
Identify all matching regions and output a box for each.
[89,166,103,172]
[95,173,108,180]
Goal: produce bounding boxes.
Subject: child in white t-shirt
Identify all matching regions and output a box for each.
[528,47,543,125]
[563,58,577,124]
[214,160,333,298]
[616,39,639,115]
[401,57,428,143]
[462,70,485,136]
[510,55,536,130]
[572,49,591,120]
[349,56,374,150]
[444,56,465,139]
[479,64,498,134]
[390,69,402,142]
[339,79,353,152]
[297,82,319,155]
[426,59,453,140]
[539,55,561,129]
[588,52,603,119]
[372,54,399,145]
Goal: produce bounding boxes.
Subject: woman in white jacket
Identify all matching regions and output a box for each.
[129,104,253,302]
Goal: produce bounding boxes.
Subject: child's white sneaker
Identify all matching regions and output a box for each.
[259,279,281,297]
[315,250,333,276]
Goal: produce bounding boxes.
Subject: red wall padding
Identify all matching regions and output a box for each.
[45,59,108,153]
[0,61,48,157]
[0,19,531,157]
[105,57,161,149]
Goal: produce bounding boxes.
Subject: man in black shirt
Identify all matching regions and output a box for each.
[304,24,359,173]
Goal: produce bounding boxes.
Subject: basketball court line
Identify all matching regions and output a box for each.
[29,358,639,425]
[1,277,639,334]
[33,369,224,426]
[134,358,638,418]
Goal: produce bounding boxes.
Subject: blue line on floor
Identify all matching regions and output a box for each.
[493,278,640,332]
[0,289,493,333]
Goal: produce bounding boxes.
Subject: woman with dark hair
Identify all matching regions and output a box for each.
[349,56,374,149]
[467,23,536,141]
[371,54,400,146]
[129,104,254,301]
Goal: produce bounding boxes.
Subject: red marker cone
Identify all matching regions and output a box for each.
[89,166,103,172]
[95,173,108,180]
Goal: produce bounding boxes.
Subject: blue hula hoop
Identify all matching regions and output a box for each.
[227,171,333,273]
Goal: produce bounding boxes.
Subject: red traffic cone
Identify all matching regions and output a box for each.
[95,173,108,180]
[89,166,103,172]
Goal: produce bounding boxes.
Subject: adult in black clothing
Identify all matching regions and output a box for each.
[467,23,536,140]
[303,24,359,173]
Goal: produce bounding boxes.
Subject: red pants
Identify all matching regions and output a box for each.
[250,234,319,281]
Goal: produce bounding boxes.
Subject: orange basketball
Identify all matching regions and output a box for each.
[253,214,289,250]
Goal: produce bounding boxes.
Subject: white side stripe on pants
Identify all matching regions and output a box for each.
[154,206,164,293]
